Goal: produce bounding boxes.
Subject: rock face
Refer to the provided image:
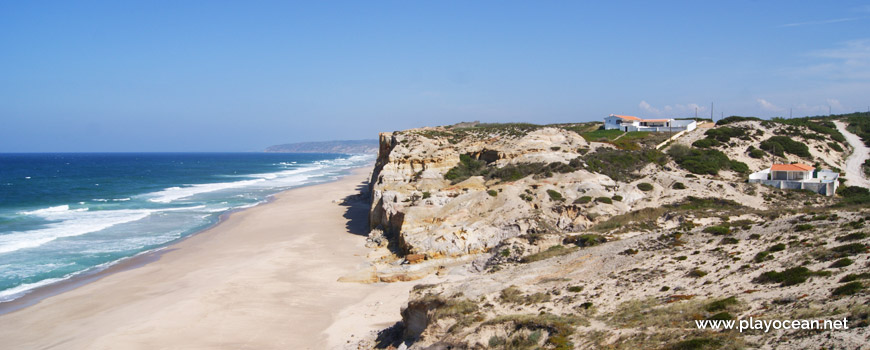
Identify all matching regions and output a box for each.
[368,126,599,258]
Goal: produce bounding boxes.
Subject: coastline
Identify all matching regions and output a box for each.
[0,166,417,349]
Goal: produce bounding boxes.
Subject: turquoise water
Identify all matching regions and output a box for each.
[0,152,373,302]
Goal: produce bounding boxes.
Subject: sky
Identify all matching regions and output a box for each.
[1,1,869,152]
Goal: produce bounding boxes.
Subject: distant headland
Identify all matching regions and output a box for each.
[265,139,379,154]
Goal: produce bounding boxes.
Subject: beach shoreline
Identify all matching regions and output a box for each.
[0,166,416,349]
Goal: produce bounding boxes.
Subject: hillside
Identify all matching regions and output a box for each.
[350,116,870,349]
[265,139,378,154]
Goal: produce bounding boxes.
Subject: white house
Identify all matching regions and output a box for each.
[748,163,839,196]
[604,114,698,132]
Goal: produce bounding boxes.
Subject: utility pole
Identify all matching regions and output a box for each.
[790,108,792,118]
[711,102,714,121]
[695,107,698,119]
[829,105,832,115]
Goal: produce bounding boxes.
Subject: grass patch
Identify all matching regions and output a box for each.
[579,128,624,142]
[500,286,551,304]
[705,296,738,312]
[521,245,577,263]
[547,189,564,202]
[703,226,731,236]
[483,313,586,350]
[564,234,607,247]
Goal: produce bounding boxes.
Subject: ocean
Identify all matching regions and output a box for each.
[0,152,373,302]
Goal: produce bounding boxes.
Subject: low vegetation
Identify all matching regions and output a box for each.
[754,267,831,286]
[667,145,748,175]
[582,148,667,182]
[759,136,811,158]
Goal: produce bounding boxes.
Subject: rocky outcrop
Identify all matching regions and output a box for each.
[368,126,598,258]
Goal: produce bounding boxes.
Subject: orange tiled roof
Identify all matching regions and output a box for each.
[771,163,814,171]
[610,114,641,121]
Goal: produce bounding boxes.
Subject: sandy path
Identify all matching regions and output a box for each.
[0,167,417,349]
[834,121,870,189]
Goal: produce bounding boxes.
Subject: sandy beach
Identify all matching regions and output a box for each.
[0,167,415,349]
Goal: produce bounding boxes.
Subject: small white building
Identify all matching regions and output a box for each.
[604,114,698,132]
[748,163,839,196]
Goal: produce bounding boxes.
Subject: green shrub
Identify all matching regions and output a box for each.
[768,243,786,252]
[637,182,654,191]
[444,154,487,183]
[672,182,686,190]
[831,258,854,268]
[703,226,731,235]
[705,296,738,312]
[692,138,720,148]
[487,189,498,197]
[828,142,844,152]
[574,196,592,204]
[422,191,431,199]
[720,237,739,245]
[831,243,868,256]
[595,196,612,204]
[837,232,868,242]
[838,186,870,205]
[688,268,708,278]
[753,251,773,263]
[833,282,864,296]
[611,195,623,201]
[547,189,564,202]
[760,136,811,158]
[794,224,814,232]
[840,273,870,283]
[582,148,667,182]
[717,116,761,125]
[567,286,583,293]
[667,145,737,175]
[754,267,829,286]
[749,149,766,158]
[705,127,746,142]
[729,160,749,173]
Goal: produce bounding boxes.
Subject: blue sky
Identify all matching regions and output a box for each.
[1,1,869,152]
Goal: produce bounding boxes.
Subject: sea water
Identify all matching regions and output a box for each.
[0,152,373,302]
